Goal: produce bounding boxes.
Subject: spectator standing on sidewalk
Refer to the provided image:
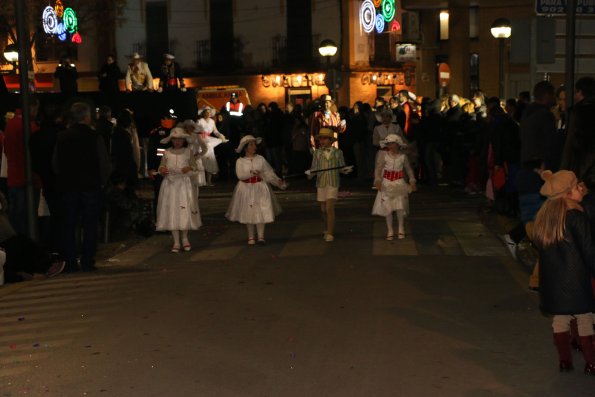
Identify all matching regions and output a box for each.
[532,170,595,375]
[3,96,40,236]
[53,102,111,272]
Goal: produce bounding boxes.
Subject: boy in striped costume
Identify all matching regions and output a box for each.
[307,128,352,242]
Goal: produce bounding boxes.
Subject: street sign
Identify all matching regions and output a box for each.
[535,0,595,15]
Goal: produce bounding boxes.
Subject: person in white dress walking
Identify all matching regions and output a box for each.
[226,135,286,245]
[181,119,208,187]
[196,107,228,186]
[156,128,202,253]
[372,134,417,240]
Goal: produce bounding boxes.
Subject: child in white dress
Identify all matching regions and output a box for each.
[181,119,208,187]
[372,134,417,240]
[156,128,202,252]
[226,135,286,245]
[196,107,228,186]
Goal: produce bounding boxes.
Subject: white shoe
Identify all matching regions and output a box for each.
[324,234,334,242]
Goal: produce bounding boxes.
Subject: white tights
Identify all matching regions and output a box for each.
[171,230,189,247]
[385,210,405,236]
[246,223,265,240]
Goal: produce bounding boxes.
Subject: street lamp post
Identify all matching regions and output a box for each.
[491,18,512,99]
[318,39,338,100]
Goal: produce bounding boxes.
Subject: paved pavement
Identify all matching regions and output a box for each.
[0,181,594,396]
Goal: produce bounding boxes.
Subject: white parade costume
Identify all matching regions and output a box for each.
[226,154,283,224]
[187,132,208,187]
[156,147,202,231]
[195,118,226,174]
[371,151,415,216]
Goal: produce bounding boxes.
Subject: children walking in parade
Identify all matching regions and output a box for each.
[531,170,595,374]
[226,135,286,245]
[156,127,202,253]
[307,128,353,242]
[372,134,416,240]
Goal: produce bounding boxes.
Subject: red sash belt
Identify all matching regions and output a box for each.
[383,170,404,181]
[167,78,177,86]
[241,176,262,183]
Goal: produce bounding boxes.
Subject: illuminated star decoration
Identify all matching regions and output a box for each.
[42,6,58,34]
[41,2,82,44]
[56,22,67,42]
[54,0,64,17]
[359,0,376,33]
[382,0,396,22]
[63,8,78,33]
[375,13,385,33]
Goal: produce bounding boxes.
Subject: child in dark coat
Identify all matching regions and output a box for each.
[532,170,595,374]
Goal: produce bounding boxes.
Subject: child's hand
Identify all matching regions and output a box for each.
[410,182,417,192]
[181,166,193,174]
[305,169,314,180]
[278,179,288,190]
[251,170,261,176]
[340,165,353,174]
[374,181,382,191]
[159,167,169,176]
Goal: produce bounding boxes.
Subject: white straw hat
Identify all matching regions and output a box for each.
[160,127,190,144]
[380,134,408,148]
[235,135,262,153]
[198,106,213,116]
[164,53,175,60]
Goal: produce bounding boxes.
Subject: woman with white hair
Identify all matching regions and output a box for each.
[196,107,228,186]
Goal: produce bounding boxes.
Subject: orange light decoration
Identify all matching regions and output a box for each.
[71,32,82,44]
[373,0,382,7]
[54,0,64,17]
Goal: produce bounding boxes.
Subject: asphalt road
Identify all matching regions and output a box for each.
[1,181,593,396]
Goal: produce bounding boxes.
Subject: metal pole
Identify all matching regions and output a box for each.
[565,0,576,109]
[498,38,505,99]
[15,0,38,241]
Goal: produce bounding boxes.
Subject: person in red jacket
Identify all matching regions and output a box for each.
[3,97,40,235]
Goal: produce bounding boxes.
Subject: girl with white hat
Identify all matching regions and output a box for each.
[371,134,417,240]
[196,107,228,186]
[226,135,286,245]
[156,127,202,252]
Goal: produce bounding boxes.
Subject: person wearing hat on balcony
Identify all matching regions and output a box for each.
[226,135,286,245]
[531,169,595,375]
[226,92,244,116]
[309,94,346,147]
[372,134,416,240]
[125,52,154,92]
[196,106,228,186]
[158,53,186,93]
[307,128,352,242]
[156,127,201,253]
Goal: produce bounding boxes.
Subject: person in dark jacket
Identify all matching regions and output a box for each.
[519,81,559,171]
[111,109,138,189]
[97,54,122,95]
[29,103,63,253]
[532,169,595,375]
[53,102,111,272]
[54,56,78,98]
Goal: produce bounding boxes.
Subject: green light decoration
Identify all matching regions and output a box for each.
[63,7,78,34]
[382,0,395,22]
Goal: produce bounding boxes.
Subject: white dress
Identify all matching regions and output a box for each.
[226,155,282,224]
[371,151,415,216]
[156,147,202,231]
[195,118,225,174]
[187,133,208,187]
